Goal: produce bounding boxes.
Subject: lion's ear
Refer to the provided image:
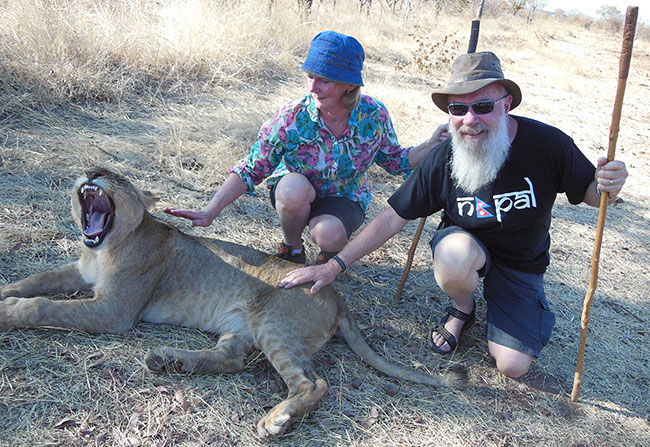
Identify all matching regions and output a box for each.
[139,190,160,209]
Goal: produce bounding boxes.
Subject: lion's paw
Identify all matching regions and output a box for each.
[257,410,292,438]
[0,297,18,331]
[144,348,192,373]
[0,287,16,300]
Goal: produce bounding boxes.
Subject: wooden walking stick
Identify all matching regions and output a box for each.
[571,5,638,403]
[395,216,427,300]
[467,18,480,53]
[395,0,485,300]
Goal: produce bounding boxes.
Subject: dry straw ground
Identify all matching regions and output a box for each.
[1,1,649,446]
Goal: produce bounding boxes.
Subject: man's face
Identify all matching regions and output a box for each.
[447,83,513,194]
[448,83,512,144]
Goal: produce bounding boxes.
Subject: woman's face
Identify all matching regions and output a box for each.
[307,74,352,112]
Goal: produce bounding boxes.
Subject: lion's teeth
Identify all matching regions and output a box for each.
[98,189,103,196]
[81,184,99,194]
[93,236,99,243]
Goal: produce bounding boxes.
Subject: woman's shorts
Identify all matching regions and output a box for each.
[270,184,365,238]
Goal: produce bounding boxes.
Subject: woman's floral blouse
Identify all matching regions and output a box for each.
[231,94,412,212]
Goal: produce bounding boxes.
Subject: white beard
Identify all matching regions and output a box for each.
[449,112,511,194]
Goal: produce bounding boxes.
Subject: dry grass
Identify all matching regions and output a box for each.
[1,1,649,446]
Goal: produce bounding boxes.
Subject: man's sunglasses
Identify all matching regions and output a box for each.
[447,94,509,116]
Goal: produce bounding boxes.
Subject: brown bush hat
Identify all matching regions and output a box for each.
[431,51,522,113]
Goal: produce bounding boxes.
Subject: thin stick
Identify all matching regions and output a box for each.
[468,0,485,53]
[475,0,485,19]
[571,6,637,403]
[395,217,426,300]
[468,19,480,53]
[395,12,483,300]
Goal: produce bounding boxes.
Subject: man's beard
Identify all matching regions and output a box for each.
[449,112,511,194]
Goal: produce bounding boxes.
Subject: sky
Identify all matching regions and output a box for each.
[543,0,649,23]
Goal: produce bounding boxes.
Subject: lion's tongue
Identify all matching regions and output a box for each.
[85,211,108,237]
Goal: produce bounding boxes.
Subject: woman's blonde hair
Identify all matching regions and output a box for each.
[342,86,361,111]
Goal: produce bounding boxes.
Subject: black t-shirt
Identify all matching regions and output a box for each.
[388,116,596,273]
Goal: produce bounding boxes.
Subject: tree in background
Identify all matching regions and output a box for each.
[526,0,547,23]
[358,0,372,15]
[596,5,623,31]
[508,0,526,16]
[596,4,622,21]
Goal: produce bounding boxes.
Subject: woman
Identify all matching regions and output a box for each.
[165,30,447,264]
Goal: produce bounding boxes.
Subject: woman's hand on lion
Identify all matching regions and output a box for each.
[279,263,340,295]
[431,122,450,144]
[163,207,217,227]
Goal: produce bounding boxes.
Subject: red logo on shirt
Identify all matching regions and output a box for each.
[476,198,494,218]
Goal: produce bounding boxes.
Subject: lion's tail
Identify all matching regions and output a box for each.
[337,307,467,388]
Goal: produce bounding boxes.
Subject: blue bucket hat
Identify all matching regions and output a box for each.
[301,31,364,86]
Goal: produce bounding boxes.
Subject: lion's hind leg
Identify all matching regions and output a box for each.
[256,345,328,438]
[144,333,253,374]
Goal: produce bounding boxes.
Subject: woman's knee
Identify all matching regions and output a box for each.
[309,216,347,251]
[275,173,315,207]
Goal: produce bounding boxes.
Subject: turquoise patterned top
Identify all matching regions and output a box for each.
[231,94,412,212]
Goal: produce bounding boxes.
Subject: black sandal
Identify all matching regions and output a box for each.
[427,301,475,355]
[276,241,306,264]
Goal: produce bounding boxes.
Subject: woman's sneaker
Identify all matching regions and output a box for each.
[276,242,306,264]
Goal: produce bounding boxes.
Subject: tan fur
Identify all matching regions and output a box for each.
[0,167,465,438]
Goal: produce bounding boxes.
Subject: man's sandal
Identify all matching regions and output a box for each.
[427,301,476,355]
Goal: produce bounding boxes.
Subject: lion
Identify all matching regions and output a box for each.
[0,167,465,438]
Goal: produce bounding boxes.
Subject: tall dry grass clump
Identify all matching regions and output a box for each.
[0,0,309,111]
[0,0,473,113]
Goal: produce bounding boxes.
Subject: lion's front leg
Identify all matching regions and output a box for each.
[0,262,91,300]
[0,295,137,333]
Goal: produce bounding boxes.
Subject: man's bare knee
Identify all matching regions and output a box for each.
[489,341,533,378]
[496,360,532,378]
[433,233,485,281]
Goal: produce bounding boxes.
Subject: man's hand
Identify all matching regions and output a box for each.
[595,157,628,199]
[279,261,341,295]
[163,207,217,227]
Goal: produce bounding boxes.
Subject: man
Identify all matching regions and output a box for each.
[279,51,628,378]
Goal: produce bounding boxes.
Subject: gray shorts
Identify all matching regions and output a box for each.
[430,226,555,357]
[270,185,365,238]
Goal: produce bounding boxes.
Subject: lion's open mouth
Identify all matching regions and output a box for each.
[79,183,115,248]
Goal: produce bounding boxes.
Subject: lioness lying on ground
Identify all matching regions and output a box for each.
[0,167,464,437]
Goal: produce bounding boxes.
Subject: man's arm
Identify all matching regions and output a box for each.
[582,157,628,207]
[279,207,410,294]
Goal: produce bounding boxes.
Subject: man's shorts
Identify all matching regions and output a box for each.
[430,226,556,357]
[270,184,365,238]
